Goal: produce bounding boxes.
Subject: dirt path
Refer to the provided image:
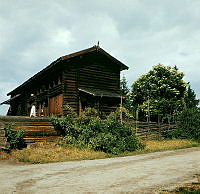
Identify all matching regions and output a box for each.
[0,147,200,194]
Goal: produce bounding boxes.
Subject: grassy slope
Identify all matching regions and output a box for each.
[109,139,200,158]
[0,139,198,164]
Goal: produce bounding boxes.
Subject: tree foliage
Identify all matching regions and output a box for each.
[184,85,199,109]
[131,64,188,121]
[120,75,132,111]
[120,75,129,96]
[166,108,200,140]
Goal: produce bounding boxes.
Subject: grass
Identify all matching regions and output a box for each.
[145,139,200,151]
[109,139,200,158]
[0,151,11,160]
[1,139,199,164]
[11,142,106,163]
[160,174,200,193]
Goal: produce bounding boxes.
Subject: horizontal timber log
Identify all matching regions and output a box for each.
[0,116,59,144]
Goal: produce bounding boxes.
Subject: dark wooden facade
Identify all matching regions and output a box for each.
[1,45,128,116]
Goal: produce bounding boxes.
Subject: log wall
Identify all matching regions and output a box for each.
[79,62,120,92]
[9,71,64,116]
[62,54,121,115]
[63,66,78,114]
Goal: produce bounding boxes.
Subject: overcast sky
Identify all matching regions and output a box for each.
[0,0,200,115]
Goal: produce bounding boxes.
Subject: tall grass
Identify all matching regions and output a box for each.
[0,151,10,160]
[145,139,199,151]
[11,142,106,163]
[8,139,200,164]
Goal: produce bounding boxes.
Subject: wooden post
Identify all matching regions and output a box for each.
[79,97,82,116]
[136,105,139,135]
[48,97,50,116]
[158,113,161,139]
[147,94,150,134]
[120,96,123,124]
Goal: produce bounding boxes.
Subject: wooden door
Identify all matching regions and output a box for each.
[49,94,63,115]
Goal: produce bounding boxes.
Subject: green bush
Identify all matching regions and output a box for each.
[51,105,77,136]
[166,108,200,140]
[5,124,26,149]
[53,107,144,154]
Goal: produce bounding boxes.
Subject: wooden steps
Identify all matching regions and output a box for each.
[23,136,60,143]
[0,137,8,148]
[0,122,8,149]
[0,116,59,144]
[13,122,59,144]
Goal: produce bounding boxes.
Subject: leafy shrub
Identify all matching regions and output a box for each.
[5,124,26,149]
[63,104,77,118]
[51,104,77,136]
[166,108,200,140]
[52,116,74,136]
[53,107,144,154]
[80,107,99,117]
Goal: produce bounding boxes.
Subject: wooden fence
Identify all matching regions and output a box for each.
[126,120,177,139]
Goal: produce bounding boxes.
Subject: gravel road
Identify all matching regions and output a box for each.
[0,147,200,194]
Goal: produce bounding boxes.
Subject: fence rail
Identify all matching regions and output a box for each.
[126,120,177,139]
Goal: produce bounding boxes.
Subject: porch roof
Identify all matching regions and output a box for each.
[78,87,121,98]
[0,94,21,105]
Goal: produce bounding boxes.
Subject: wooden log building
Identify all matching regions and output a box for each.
[1,45,128,116]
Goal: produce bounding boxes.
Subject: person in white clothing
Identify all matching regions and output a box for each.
[30,104,36,117]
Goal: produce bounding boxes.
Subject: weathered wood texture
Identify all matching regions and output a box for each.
[49,94,63,115]
[126,120,177,139]
[6,46,127,116]
[0,116,59,144]
[62,52,121,115]
[63,65,78,114]
[0,122,8,149]
[79,62,120,92]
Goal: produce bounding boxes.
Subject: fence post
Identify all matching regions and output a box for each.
[157,114,160,138]
[135,106,139,135]
[120,96,123,124]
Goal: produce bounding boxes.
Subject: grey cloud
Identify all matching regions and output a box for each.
[0,0,200,115]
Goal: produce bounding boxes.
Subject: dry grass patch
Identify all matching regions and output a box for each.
[3,139,199,164]
[144,139,200,151]
[11,142,106,163]
[0,151,11,160]
[116,139,200,158]
[160,174,200,193]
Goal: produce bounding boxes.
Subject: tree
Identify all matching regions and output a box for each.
[167,108,200,139]
[120,75,132,111]
[184,85,199,108]
[120,75,129,96]
[131,64,188,122]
